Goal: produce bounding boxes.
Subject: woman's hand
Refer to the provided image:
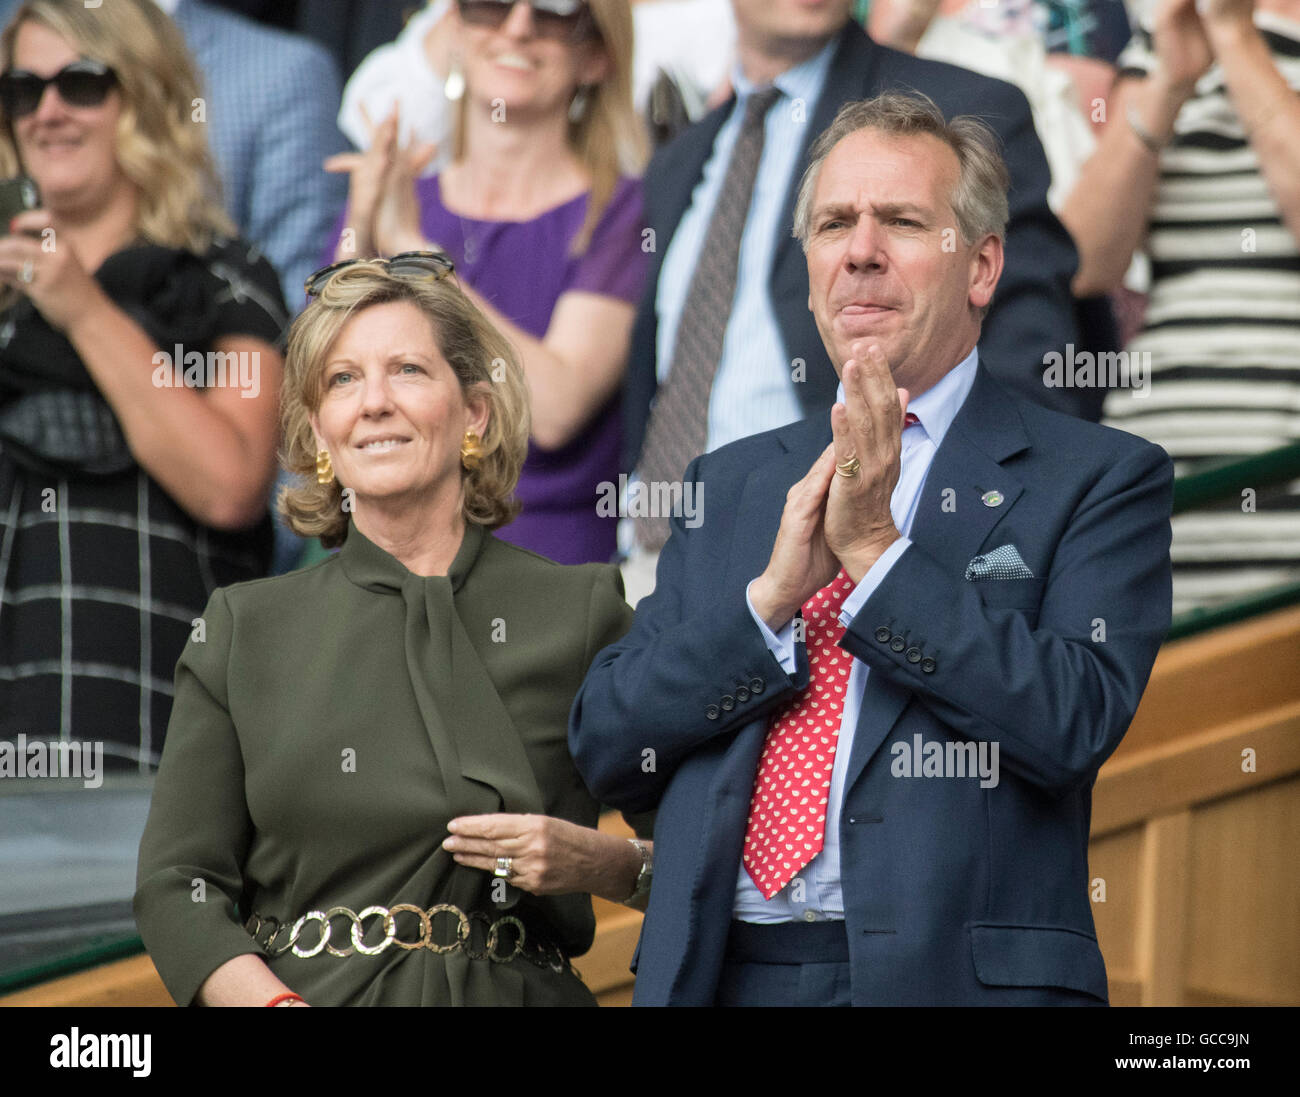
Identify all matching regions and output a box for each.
[371,128,437,257]
[324,104,436,259]
[1199,0,1256,35]
[1151,0,1215,99]
[324,105,399,259]
[444,813,643,903]
[0,209,109,332]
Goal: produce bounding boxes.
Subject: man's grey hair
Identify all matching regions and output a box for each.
[792,91,1011,251]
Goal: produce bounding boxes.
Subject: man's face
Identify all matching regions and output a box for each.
[804,128,1001,396]
[730,0,854,54]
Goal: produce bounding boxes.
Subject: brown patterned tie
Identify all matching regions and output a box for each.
[635,86,782,551]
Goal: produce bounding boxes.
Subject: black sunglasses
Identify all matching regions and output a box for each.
[456,0,598,44]
[304,250,457,298]
[0,59,118,119]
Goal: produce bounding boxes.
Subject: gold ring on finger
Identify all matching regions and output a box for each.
[836,456,861,477]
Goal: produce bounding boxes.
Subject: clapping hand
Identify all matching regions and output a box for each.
[750,341,909,628]
[824,342,908,584]
[324,104,437,259]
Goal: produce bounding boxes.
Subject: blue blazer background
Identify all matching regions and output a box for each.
[621,20,1086,474]
[572,366,1174,1005]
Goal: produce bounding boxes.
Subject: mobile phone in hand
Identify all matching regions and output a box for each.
[0,176,41,231]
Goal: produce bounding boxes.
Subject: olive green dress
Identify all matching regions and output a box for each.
[133,519,632,1006]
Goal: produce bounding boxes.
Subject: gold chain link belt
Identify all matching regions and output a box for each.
[244,902,571,974]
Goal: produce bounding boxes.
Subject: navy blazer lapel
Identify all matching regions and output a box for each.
[842,365,1030,793]
[907,366,1030,574]
[726,417,831,590]
[654,102,732,261]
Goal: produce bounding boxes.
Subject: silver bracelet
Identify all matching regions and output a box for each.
[1126,103,1167,156]
[622,838,653,906]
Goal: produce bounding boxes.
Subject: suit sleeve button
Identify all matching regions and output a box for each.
[735,686,750,702]
[874,626,891,643]
[749,677,764,694]
[889,636,906,653]
[905,647,922,664]
[721,695,735,711]
[921,658,937,674]
[706,704,720,719]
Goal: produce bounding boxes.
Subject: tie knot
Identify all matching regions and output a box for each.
[742,86,780,129]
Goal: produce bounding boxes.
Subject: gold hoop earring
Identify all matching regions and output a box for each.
[460,431,483,471]
[316,449,334,484]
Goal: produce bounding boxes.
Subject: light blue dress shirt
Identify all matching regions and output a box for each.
[734,348,980,923]
[653,41,837,453]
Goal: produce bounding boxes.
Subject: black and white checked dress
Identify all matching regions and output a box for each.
[0,240,286,772]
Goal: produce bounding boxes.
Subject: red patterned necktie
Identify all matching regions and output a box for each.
[743,567,857,899]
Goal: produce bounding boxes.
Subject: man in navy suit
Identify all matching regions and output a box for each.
[571,92,1173,1006]
[621,0,1084,487]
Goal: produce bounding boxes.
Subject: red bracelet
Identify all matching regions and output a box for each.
[265,992,304,1008]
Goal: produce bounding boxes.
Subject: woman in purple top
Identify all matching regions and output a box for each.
[328,0,649,564]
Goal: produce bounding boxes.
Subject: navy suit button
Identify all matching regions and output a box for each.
[905,647,922,664]
[721,695,735,711]
[706,704,720,720]
[890,635,906,653]
[921,657,937,674]
[735,686,750,702]
[874,626,891,643]
[749,677,765,694]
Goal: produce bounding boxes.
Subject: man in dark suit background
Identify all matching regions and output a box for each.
[623,1,1084,548]
[571,92,1173,1005]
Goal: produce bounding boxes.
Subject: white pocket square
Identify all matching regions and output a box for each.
[965,544,1035,581]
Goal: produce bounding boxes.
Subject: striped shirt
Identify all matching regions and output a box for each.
[0,240,286,773]
[1102,12,1300,616]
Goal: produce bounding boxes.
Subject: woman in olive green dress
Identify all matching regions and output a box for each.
[134,256,650,1007]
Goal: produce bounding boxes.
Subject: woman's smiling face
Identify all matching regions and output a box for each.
[8,20,127,213]
[310,300,489,512]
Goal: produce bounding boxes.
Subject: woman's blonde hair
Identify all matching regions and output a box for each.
[451,0,648,254]
[0,0,235,251]
[278,261,531,548]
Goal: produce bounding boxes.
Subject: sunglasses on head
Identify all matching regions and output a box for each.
[304,251,457,299]
[0,59,117,119]
[456,0,598,44]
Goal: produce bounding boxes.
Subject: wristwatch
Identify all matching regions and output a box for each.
[622,838,653,905]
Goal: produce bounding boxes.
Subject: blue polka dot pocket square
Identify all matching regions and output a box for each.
[964,544,1036,581]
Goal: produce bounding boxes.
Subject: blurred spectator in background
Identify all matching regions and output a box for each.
[328,0,649,566]
[620,0,1080,599]
[868,0,1118,209]
[0,0,285,770]
[867,0,1129,414]
[339,0,732,161]
[1060,0,1300,615]
[160,0,346,315]
[0,0,349,315]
